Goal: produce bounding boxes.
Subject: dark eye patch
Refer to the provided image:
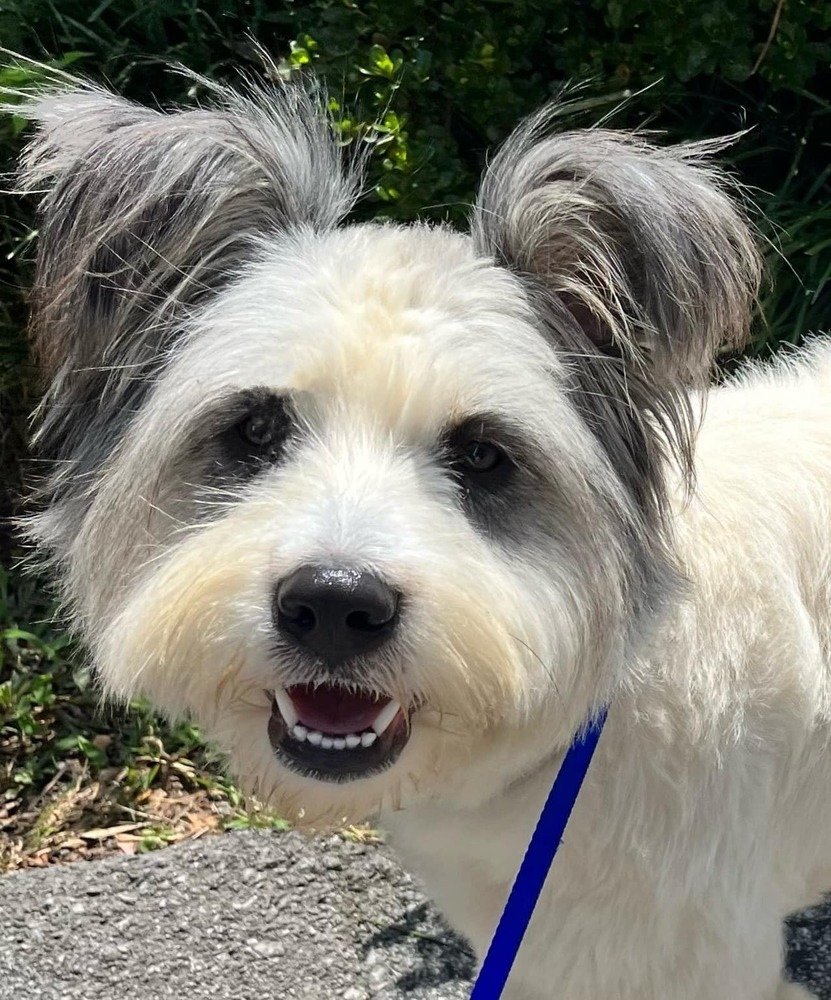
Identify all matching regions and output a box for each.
[213,388,294,480]
[441,416,561,543]
[441,415,525,533]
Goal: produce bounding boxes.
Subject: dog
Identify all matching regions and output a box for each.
[10,62,831,999]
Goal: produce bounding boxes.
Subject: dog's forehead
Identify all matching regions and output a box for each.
[176,223,560,433]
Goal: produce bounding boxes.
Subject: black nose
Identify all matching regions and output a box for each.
[273,565,400,663]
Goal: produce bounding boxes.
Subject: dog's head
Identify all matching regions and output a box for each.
[16,72,760,823]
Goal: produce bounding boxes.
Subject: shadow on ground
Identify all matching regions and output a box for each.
[363,900,476,992]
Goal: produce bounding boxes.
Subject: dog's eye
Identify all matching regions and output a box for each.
[239,413,275,447]
[232,395,291,454]
[213,390,293,479]
[460,440,504,473]
[442,416,516,502]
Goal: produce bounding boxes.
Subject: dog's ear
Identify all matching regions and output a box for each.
[471,110,761,385]
[14,71,359,461]
[471,110,762,520]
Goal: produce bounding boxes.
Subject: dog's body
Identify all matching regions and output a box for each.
[9,61,830,998]
[389,346,831,999]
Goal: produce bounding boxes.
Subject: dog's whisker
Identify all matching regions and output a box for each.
[508,633,564,706]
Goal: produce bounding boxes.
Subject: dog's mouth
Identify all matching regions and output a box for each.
[267,683,411,782]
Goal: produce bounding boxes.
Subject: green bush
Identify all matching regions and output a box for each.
[1,0,829,863]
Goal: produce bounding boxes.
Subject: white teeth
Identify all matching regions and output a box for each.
[273,688,299,728]
[284,718,385,750]
[372,700,402,737]
[290,728,377,749]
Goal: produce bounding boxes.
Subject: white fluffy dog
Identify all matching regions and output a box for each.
[12,63,830,999]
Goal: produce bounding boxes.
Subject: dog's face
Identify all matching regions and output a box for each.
[16,72,760,823]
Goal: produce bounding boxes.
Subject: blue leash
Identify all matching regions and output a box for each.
[469,705,609,1000]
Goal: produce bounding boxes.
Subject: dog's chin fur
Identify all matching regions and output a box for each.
[9,56,830,999]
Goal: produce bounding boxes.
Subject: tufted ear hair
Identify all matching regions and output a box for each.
[12,66,361,462]
[471,108,762,520]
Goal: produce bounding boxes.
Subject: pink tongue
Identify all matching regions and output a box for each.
[287,684,387,736]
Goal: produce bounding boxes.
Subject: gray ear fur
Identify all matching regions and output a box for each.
[471,109,762,520]
[13,69,360,463]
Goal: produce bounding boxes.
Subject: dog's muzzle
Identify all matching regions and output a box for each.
[269,564,409,780]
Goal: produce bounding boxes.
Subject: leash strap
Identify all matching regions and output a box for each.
[469,706,608,1000]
